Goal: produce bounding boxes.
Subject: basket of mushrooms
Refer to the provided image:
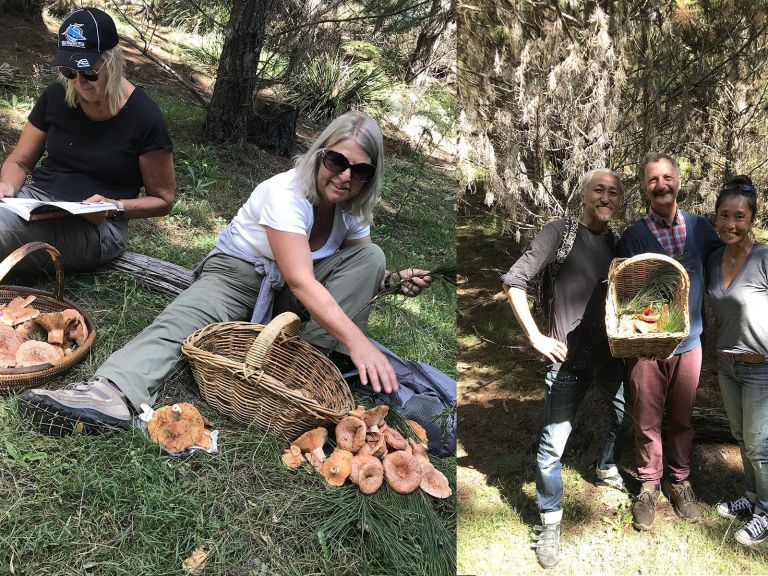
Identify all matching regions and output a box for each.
[281,404,452,498]
[0,242,96,393]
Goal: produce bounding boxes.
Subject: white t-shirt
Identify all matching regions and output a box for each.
[225,169,370,261]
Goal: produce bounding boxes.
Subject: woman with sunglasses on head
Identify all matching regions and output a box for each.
[0,7,174,271]
[19,110,433,436]
[706,175,768,547]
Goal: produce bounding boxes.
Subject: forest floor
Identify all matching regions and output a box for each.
[456,213,768,575]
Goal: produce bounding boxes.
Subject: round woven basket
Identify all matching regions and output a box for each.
[182,311,355,438]
[605,253,690,359]
[0,242,97,393]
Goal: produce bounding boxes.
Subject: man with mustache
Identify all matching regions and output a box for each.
[502,168,628,568]
[618,153,722,531]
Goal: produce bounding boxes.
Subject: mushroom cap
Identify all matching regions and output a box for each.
[420,462,452,498]
[0,304,39,327]
[407,420,429,444]
[281,445,304,468]
[147,402,210,453]
[335,416,367,453]
[15,340,64,367]
[15,320,47,343]
[366,435,388,459]
[293,427,328,453]
[383,427,407,451]
[320,448,354,487]
[34,310,81,345]
[347,405,367,420]
[357,462,384,495]
[382,450,421,494]
[361,405,389,428]
[408,438,430,470]
[349,454,382,485]
[0,325,22,354]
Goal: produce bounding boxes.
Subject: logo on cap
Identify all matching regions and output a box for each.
[74,58,90,68]
[61,23,86,48]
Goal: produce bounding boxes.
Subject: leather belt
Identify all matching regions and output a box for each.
[718,352,767,364]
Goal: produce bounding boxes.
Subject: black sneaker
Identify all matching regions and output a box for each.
[18,376,132,436]
[717,496,754,520]
[662,478,701,522]
[532,522,560,569]
[632,484,660,531]
[735,512,768,546]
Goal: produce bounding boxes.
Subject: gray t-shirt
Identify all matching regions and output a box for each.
[707,242,768,356]
[502,219,616,369]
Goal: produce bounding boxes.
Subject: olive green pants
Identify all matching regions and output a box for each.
[97,244,385,411]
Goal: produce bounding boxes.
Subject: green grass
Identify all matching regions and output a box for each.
[0,31,456,574]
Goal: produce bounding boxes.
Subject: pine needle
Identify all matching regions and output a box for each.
[618,255,688,315]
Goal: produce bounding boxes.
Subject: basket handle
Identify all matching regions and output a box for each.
[244,311,301,370]
[0,242,64,299]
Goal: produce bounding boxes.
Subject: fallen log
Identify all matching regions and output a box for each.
[103,252,195,296]
[692,406,735,443]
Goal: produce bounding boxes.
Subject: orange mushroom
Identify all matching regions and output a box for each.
[407,420,428,444]
[15,340,65,367]
[382,450,421,494]
[147,403,213,453]
[281,445,305,468]
[357,462,384,495]
[293,427,328,470]
[320,448,353,487]
[349,454,382,485]
[34,310,82,345]
[383,427,408,451]
[335,415,367,453]
[419,463,452,498]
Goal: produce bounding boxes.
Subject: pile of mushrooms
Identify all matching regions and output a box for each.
[0,295,88,368]
[281,405,451,498]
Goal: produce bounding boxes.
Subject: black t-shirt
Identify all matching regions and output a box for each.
[27,82,173,202]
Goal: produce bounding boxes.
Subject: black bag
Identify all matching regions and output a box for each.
[342,339,456,457]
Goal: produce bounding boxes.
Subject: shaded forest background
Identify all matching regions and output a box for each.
[457,0,768,233]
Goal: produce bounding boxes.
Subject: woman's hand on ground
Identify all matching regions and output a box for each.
[530,333,568,363]
[349,338,399,394]
[79,194,114,225]
[397,268,432,297]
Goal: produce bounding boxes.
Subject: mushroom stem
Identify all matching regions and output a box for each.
[171,404,183,421]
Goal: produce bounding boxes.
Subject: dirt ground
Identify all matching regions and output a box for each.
[456,215,747,544]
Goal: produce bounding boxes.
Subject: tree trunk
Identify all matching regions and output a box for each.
[0,0,42,19]
[204,0,277,143]
[405,0,453,85]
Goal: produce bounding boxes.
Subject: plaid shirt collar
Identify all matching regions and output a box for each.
[644,207,686,257]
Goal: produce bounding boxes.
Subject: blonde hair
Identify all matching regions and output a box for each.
[60,45,125,117]
[293,111,384,225]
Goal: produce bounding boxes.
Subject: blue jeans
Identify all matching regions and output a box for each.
[536,360,629,514]
[717,357,768,512]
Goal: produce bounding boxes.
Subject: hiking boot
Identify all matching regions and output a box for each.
[735,512,768,547]
[662,478,701,523]
[18,376,131,436]
[632,484,660,531]
[717,496,754,520]
[595,465,626,492]
[532,522,560,568]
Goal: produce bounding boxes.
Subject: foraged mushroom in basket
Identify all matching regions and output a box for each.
[34,310,82,345]
[0,326,22,366]
[15,340,65,367]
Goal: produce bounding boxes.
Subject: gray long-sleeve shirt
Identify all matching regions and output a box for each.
[707,242,768,356]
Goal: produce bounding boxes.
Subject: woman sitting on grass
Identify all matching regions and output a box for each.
[19,111,432,436]
[0,7,174,271]
[706,175,768,547]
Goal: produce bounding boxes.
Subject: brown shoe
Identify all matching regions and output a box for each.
[662,478,701,522]
[632,484,660,531]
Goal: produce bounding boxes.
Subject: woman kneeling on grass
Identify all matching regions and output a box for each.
[707,175,768,547]
[18,111,432,435]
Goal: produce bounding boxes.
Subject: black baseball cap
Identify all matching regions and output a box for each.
[53,7,119,74]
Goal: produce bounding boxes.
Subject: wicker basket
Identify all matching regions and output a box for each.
[606,253,690,359]
[0,242,97,393]
[182,311,355,438]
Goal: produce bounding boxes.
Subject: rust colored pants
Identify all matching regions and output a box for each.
[627,346,702,484]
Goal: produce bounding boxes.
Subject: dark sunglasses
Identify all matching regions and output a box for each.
[58,62,105,82]
[722,183,755,194]
[322,149,375,183]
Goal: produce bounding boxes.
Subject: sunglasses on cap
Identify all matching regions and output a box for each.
[722,182,755,194]
[57,61,106,82]
[321,149,376,183]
